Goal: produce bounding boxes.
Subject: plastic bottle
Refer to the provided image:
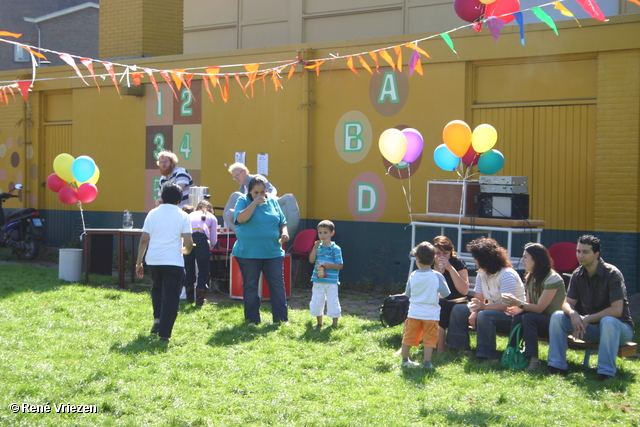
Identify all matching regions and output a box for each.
[123,210,133,229]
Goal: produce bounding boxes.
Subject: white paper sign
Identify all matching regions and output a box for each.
[257,153,268,175]
[235,151,246,164]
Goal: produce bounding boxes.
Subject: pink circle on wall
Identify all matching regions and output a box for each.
[29,193,37,207]
[348,172,386,222]
[6,137,13,149]
[0,168,5,180]
[15,171,22,184]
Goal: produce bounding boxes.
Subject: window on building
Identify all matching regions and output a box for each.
[14,45,30,62]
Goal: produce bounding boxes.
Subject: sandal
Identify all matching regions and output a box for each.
[526,361,542,371]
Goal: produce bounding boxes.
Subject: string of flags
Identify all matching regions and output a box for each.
[0,0,618,106]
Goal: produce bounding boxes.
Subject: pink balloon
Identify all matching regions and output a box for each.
[46,173,67,193]
[58,186,78,205]
[77,183,98,203]
[454,0,486,23]
[401,128,424,164]
[462,146,480,167]
[485,0,520,24]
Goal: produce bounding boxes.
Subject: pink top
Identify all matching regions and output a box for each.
[188,210,218,246]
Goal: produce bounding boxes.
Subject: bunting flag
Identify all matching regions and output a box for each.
[234,74,250,98]
[440,33,459,57]
[59,53,89,85]
[405,42,430,58]
[514,12,525,46]
[553,1,580,26]
[185,73,194,89]
[244,63,260,97]
[80,58,100,92]
[379,49,395,71]
[532,7,558,35]
[393,46,403,72]
[159,71,178,100]
[627,0,640,6]
[356,55,373,75]
[271,69,283,91]
[304,60,325,76]
[0,31,22,38]
[220,75,229,103]
[171,70,185,90]
[132,72,143,86]
[487,17,506,43]
[19,44,47,60]
[368,51,380,73]
[202,74,214,102]
[143,68,158,95]
[102,61,121,97]
[346,56,359,76]
[16,80,31,101]
[7,86,15,101]
[205,67,220,87]
[408,49,423,76]
[575,0,606,21]
[287,63,296,79]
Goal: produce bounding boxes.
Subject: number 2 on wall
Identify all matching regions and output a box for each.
[181,89,193,116]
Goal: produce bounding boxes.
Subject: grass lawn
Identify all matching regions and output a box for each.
[0,262,639,426]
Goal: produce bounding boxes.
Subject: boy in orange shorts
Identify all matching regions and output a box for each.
[401,241,450,369]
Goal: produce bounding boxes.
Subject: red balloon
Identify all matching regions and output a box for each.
[462,146,480,167]
[453,0,485,23]
[77,183,98,203]
[46,173,67,193]
[58,186,78,205]
[485,0,520,24]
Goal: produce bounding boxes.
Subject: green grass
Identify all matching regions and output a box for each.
[0,263,639,426]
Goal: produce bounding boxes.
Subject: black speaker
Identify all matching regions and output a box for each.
[478,193,529,219]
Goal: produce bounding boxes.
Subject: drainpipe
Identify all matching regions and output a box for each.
[297,48,314,221]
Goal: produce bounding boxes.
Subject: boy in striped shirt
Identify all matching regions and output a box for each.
[309,220,344,330]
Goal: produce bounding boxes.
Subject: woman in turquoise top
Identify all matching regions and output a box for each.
[502,243,567,370]
[232,176,290,325]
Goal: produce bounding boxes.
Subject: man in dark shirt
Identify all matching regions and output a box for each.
[547,235,634,380]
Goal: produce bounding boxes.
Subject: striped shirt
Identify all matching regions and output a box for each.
[158,166,194,207]
[311,242,343,285]
[474,267,525,303]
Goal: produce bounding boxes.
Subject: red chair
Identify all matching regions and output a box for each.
[548,242,578,288]
[286,229,318,286]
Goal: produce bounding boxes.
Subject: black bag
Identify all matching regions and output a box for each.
[379,294,410,327]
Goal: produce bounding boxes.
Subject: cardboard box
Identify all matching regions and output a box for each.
[427,180,480,217]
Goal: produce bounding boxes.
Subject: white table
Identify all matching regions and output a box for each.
[409,214,545,275]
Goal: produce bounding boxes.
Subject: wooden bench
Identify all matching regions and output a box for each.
[471,327,638,369]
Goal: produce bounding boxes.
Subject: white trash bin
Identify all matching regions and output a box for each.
[59,248,83,282]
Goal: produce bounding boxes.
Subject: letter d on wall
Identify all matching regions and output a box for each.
[348,172,386,222]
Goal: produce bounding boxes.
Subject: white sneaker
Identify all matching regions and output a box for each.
[401,360,421,368]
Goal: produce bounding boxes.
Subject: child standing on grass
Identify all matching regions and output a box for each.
[309,220,344,330]
[401,241,450,369]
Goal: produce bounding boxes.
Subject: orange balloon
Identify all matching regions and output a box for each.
[442,120,472,158]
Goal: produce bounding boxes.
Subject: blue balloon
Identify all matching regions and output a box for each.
[478,149,505,175]
[433,144,460,171]
[72,156,97,183]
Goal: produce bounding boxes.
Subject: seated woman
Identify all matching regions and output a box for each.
[446,237,525,361]
[432,236,469,353]
[502,243,566,370]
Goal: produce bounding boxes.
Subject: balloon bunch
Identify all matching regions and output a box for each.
[434,120,505,175]
[46,153,100,204]
[453,0,520,24]
[378,127,424,165]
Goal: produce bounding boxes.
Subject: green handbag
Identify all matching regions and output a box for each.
[501,323,530,369]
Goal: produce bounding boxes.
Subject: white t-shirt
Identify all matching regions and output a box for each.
[142,204,192,267]
[405,269,450,321]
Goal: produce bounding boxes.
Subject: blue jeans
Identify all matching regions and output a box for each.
[510,312,551,358]
[446,304,512,359]
[184,232,210,289]
[149,265,184,339]
[548,311,634,376]
[235,256,288,324]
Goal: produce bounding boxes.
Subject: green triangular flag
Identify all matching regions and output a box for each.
[440,33,459,58]
[532,7,558,36]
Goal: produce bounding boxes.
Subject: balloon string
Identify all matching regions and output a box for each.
[77,201,87,239]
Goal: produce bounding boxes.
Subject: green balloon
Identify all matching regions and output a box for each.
[478,149,504,175]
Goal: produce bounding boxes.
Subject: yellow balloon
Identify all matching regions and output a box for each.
[471,124,498,153]
[479,0,497,4]
[53,153,75,183]
[378,128,407,164]
[86,166,100,185]
[442,120,471,158]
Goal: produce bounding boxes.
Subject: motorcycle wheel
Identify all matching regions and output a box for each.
[22,238,39,260]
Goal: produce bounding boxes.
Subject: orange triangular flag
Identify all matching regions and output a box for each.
[272,70,282,91]
[379,49,395,71]
[80,58,100,92]
[346,56,359,76]
[202,75,214,103]
[234,74,250,98]
[205,67,220,88]
[219,75,229,103]
[59,53,88,85]
[394,46,403,72]
[102,61,121,97]
[132,72,143,86]
[171,70,185,91]
[368,51,380,73]
[159,71,179,100]
[357,55,373,75]
[405,42,430,58]
[17,45,46,60]
[143,68,158,95]
[0,31,21,38]
[2,87,8,104]
[16,80,31,101]
[7,86,16,101]
[184,73,194,89]
[287,63,296,79]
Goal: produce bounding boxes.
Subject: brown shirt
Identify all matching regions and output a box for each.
[567,258,634,328]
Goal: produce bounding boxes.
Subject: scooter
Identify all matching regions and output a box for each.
[0,184,44,260]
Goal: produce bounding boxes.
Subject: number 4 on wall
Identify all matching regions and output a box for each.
[179,132,192,160]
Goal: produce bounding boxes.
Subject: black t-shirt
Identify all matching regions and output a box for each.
[441,257,468,300]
